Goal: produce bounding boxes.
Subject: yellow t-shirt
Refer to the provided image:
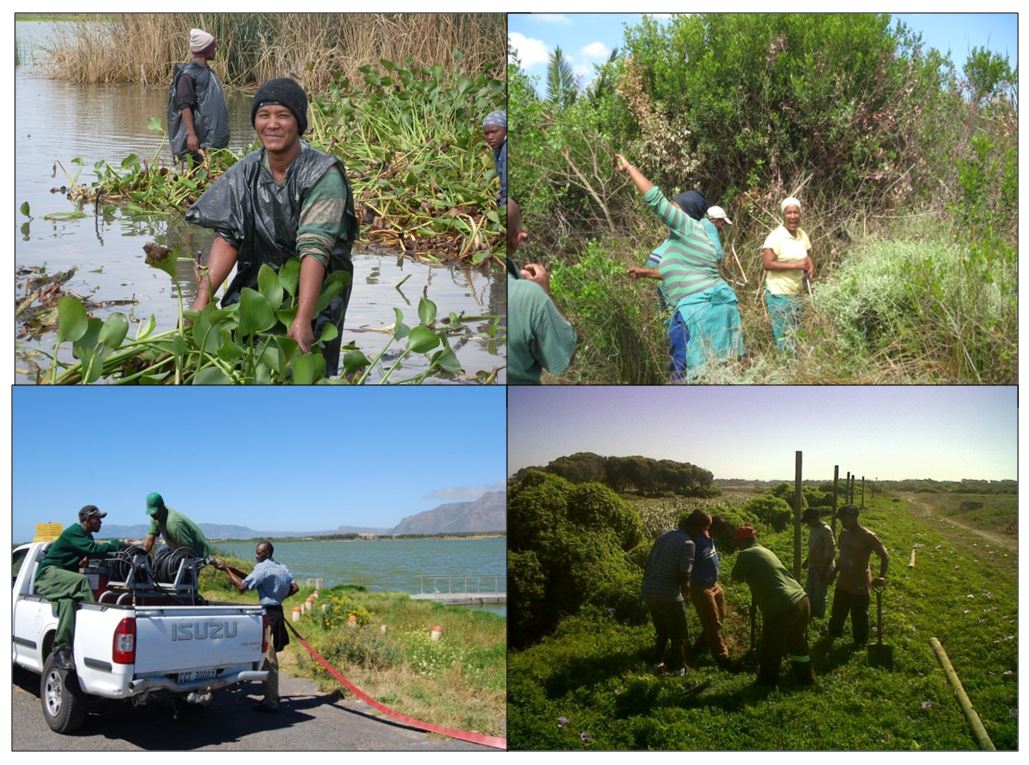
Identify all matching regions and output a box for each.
[762,225,811,295]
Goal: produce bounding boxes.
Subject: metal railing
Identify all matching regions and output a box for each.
[419,574,506,595]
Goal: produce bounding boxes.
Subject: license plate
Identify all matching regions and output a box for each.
[177,669,217,683]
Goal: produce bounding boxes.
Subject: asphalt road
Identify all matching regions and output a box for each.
[11,665,496,751]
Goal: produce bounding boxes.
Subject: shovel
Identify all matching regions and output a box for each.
[868,581,894,669]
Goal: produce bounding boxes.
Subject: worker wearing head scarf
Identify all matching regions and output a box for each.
[761,196,813,351]
[616,154,744,380]
[483,109,507,205]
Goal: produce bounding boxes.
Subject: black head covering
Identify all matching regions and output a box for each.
[673,189,708,221]
[251,77,309,135]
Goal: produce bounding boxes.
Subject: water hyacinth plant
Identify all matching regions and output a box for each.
[61,59,505,263]
[43,256,490,385]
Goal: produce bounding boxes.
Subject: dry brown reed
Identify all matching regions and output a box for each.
[43,13,506,90]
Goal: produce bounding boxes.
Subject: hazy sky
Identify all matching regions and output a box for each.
[12,387,506,543]
[508,387,1017,482]
[509,12,1018,95]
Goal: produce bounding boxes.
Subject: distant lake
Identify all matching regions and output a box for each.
[214,537,506,616]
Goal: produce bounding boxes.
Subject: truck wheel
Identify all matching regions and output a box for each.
[41,652,88,733]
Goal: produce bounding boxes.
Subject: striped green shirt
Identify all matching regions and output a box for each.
[260,154,351,269]
[643,187,724,304]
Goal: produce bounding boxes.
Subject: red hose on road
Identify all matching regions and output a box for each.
[285,621,506,750]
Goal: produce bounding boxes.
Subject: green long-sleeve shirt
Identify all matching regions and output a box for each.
[148,508,211,558]
[36,523,125,575]
[731,543,807,617]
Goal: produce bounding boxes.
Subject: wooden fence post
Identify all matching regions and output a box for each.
[794,451,803,579]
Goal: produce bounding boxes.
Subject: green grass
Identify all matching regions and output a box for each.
[901,492,1018,539]
[200,554,506,738]
[508,491,1017,750]
[547,225,1016,384]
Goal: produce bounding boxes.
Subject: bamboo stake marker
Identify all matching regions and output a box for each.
[929,637,996,751]
[908,547,917,568]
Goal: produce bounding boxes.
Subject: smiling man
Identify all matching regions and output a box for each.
[186,77,359,375]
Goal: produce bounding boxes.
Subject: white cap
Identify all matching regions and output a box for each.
[707,205,732,224]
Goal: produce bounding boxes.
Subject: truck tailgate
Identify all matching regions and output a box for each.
[133,605,265,674]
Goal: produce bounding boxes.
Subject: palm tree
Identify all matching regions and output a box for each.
[545,46,577,111]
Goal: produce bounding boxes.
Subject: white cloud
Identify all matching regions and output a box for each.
[534,14,573,25]
[509,32,550,69]
[573,63,592,80]
[580,41,612,60]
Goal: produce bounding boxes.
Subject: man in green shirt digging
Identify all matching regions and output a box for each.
[141,491,211,558]
[731,524,813,686]
[34,506,129,669]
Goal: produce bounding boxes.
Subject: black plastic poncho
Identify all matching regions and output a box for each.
[167,62,230,159]
[185,142,359,376]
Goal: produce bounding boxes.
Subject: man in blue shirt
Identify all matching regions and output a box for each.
[685,511,737,672]
[213,541,299,712]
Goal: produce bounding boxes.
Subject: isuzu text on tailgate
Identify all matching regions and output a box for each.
[12,541,267,733]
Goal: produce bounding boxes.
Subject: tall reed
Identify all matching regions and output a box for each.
[41,13,505,89]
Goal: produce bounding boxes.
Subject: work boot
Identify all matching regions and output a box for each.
[755,665,780,686]
[717,657,742,674]
[791,660,815,686]
[52,647,73,670]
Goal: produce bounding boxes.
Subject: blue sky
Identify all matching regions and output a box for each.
[509,12,1017,94]
[12,387,506,542]
[508,387,1017,483]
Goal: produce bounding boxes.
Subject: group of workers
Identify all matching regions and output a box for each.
[506,152,814,384]
[34,495,297,713]
[615,154,814,378]
[642,504,888,686]
[165,28,505,378]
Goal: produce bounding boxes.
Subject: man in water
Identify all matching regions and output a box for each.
[168,28,229,163]
[186,77,358,376]
[483,109,507,206]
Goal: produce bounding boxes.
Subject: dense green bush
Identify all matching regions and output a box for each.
[548,241,666,384]
[510,13,1016,384]
[743,494,794,532]
[508,471,646,647]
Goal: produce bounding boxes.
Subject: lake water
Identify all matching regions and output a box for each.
[14,21,506,384]
[214,537,507,616]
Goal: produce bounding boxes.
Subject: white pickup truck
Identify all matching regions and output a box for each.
[12,541,268,733]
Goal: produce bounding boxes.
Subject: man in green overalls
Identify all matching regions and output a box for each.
[34,506,128,669]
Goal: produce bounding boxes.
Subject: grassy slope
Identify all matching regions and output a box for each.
[508,491,1017,750]
[200,557,506,737]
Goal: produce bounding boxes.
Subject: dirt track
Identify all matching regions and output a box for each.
[898,492,1017,551]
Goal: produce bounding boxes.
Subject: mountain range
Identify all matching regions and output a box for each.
[83,490,506,542]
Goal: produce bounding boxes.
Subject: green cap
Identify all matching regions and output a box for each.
[146,492,165,516]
